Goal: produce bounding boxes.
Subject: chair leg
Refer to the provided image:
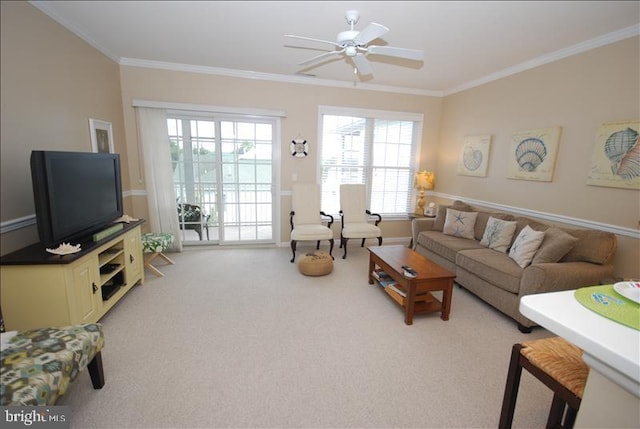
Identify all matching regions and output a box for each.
[377,237,382,246]
[361,238,366,247]
[290,240,297,263]
[499,344,524,429]
[328,238,334,259]
[316,240,320,250]
[342,238,349,259]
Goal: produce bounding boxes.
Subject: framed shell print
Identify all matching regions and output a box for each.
[507,127,561,182]
[587,120,639,190]
[457,134,491,177]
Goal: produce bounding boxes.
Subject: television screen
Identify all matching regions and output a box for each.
[31,151,123,246]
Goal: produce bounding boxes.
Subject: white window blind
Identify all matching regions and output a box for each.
[318,107,422,216]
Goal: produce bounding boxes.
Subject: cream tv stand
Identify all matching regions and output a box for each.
[0,220,145,331]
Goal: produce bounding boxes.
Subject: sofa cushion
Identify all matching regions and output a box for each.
[443,209,478,239]
[433,201,472,231]
[531,227,578,264]
[417,231,485,263]
[561,229,617,265]
[457,249,523,294]
[480,216,517,253]
[474,211,515,241]
[509,225,545,268]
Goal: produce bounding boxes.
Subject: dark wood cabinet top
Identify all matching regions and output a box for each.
[1,220,145,266]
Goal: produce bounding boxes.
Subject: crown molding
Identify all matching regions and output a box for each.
[444,24,640,96]
[29,0,120,63]
[29,1,640,97]
[119,58,442,97]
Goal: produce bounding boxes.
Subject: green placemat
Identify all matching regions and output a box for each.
[575,285,640,331]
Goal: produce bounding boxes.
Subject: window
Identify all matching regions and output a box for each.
[318,106,423,216]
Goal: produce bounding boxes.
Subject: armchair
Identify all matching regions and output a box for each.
[177,203,210,240]
[339,184,382,259]
[290,183,335,263]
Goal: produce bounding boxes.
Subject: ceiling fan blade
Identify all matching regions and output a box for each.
[353,22,389,45]
[284,34,341,48]
[367,45,424,61]
[298,50,343,66]
[352,53,373,75]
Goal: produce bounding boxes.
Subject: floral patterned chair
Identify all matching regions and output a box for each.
[1,323,105,405]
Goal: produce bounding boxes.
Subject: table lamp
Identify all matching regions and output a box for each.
[414,171,434,215]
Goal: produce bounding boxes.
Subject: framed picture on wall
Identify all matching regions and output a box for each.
[586,120,639,190]
[89,118,114,154]
[457,134,492,177]
[507,126,561,182]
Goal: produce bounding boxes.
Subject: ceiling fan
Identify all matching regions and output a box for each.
[284,10,424,77]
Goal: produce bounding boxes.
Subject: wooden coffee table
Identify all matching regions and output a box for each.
[368,245,456,325]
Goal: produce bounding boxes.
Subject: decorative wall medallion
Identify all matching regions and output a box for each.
[291,139,308,158]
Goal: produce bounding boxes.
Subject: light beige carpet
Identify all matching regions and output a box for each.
[59,244,555,428]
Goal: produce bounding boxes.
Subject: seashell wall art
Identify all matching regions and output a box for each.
[587,120,640,190]
[508,127,561,182]
[457,134,492,177]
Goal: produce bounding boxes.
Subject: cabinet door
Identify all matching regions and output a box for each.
[70,259,99,324]
[124,228,143,285]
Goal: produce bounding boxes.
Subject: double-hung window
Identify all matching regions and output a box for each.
[318,106,423,217]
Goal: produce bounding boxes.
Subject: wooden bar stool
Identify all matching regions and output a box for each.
[142,232,175,277]
[499,336,589,429]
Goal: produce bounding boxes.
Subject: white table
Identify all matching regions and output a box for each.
[520,290,640,428]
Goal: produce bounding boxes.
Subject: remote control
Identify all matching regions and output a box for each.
[402,265,417,278]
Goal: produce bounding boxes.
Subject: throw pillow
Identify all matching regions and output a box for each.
[509,225,546,268]
[434,201,472,231]
[532,227,579,264]
[480,216,517,253]
[442,208,478,240]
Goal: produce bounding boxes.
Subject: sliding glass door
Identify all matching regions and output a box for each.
[168,115,276,245]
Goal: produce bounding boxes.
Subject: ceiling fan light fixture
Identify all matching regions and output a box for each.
[345,46,357,57]
[284,10,424,79]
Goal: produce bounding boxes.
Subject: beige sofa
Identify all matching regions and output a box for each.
[411,201,617,332]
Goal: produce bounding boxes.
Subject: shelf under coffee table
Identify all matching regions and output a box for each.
[368,245,456,325]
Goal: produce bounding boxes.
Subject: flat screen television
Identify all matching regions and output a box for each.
[31,150,123,247]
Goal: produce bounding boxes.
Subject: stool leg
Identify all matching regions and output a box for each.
[144,253,165,277]
[158,252,175,265]
[546,394,566,429]
[564,405,578,429]
[499,344,524,429]
[88,351,105,389]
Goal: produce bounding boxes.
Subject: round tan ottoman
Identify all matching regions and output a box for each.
[298,251,334,276]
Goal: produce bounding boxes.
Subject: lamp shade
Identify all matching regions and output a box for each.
[414,171,435,190]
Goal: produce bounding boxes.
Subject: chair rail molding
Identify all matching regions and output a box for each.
[0,214,37,235]
[1,190,143,235]
[434,192,640,239]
